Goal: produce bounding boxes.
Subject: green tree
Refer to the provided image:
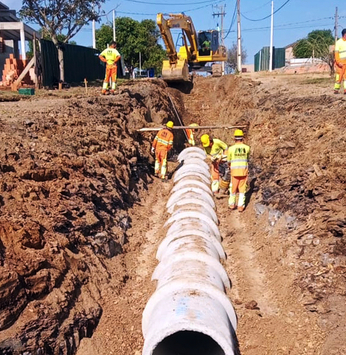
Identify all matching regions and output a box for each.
[20,0,105,81]
[96,18,166,76]
[226,42,247,73]
[293,30,334,73]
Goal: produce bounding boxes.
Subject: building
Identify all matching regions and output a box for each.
[0,2,39,85]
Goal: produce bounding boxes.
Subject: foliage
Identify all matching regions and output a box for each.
[293,30,335,74]
[226,42,247,73]
[96,18,166,75]
[20,0,105,80]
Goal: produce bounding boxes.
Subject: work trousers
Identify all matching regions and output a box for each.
[211,160,230,193]
[334,63,346,91]
[103,64,117,91]
[228,175,247,207]
[155,150,168,179]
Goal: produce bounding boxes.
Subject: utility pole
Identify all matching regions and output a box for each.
[92,20,96,49]
[213,4,226,75]
[334,7,338,43]
[237,0,242,73]
[269,1,274,72]
[113,10,116,41]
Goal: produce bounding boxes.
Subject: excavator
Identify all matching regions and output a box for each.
[156,13,227,82]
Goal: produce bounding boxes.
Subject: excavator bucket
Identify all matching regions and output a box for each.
[161,59,190,82]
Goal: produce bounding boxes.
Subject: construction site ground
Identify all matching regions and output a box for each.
[0,72,345,355]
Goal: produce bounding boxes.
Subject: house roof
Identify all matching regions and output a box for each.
[0,2,39,41]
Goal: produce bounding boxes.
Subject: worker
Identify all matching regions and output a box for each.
[201,134,229,194]
[99,41,121,95]
[334,29,346,94]
[151,121,174,181]
[185,123,199,146]
[227,129,250,212]
[202,39,211,52]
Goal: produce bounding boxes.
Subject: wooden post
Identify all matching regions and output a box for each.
[84,78,88,94]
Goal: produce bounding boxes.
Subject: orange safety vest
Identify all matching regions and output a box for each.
[152,128,174,152]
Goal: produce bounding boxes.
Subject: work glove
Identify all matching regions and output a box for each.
[151,147,155,154]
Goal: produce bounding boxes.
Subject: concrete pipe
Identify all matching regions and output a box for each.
[142,147,237,355]
[166,218,221,242]
[156,229,225,261]
[156,234,222,261]
[178,147,207,161]
[179,157,210,171]
[169,204,218,224]
[166,188,215,210]
[167,199,218,224]
[152,251,230,289]
[172,178,211,194]
[164,211,220,239]
[173,170,211,185]
[173,162,210,178]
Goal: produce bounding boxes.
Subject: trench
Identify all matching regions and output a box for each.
[76,75,343,354]
[1,75,344,354]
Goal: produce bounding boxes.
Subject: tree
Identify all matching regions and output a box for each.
[20,0,105,82]
[96,18,166,76]
[226,42,247,74]
[293,30,335,74]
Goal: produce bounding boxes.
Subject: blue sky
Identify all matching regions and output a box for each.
[5,0,346,63]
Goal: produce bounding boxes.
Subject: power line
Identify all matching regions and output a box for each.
[116,0,224,16]
[242,0,272,14]
[124,0,218,5]
[223,1,237,40]
[241,0,291,22]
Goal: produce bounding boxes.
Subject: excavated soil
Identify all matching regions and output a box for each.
[0,73,345,355]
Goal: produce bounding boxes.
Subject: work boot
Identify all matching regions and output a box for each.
[334,89,340,94]
[238,206,245,212]
[344,90,346,95]
[110,90,115,95]
[101,90,107,95]
[228,204,236,210]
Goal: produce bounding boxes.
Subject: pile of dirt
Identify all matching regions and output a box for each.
[0,80,180,354]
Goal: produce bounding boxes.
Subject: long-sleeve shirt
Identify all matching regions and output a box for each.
[204,138,228,161]
[152,128,174,152]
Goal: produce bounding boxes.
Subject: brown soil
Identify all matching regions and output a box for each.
[0,73,345,355]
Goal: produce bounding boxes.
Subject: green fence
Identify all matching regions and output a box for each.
[40,40,124,88]
[254,46,285,72]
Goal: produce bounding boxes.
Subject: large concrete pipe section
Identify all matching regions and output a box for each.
[142,147,237,355]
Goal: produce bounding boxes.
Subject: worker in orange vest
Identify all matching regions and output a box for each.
[99,41,121,95]
[227,129,250,212]
[185,123,199,146]
[334,29,346,94]
[151,121,174,181]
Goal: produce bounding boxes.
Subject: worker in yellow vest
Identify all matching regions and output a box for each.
[227,129,250,212]
[334,29,346,94]
[201,134,229,194]
[99,41,121,95]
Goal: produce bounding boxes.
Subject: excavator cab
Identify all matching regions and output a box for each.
[198,30,220,56]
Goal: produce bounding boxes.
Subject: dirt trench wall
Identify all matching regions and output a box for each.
[0,80,176,354]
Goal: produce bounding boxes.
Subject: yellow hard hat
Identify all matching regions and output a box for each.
[166,121,174,128]
[189,123,199,127]
[201,134,210,147]
[234,129,244,137]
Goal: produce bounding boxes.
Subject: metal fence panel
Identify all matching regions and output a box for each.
[40,40,124,88]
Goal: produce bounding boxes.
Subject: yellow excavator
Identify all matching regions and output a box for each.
[156,13,227,82]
